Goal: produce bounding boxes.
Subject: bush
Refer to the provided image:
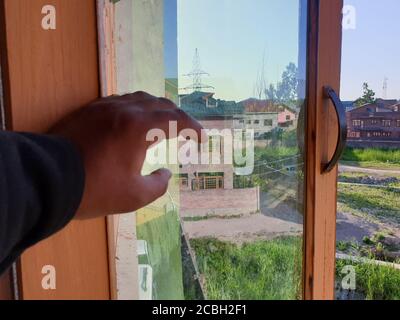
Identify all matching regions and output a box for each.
[190,237,302,300]
[341,147,400,165]
[336,259,400,300]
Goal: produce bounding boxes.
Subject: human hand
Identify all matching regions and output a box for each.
[50,91,204,219]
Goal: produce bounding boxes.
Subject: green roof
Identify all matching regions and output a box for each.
[180,91,244,119]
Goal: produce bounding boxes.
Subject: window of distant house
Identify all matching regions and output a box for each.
[286,115,291,121]
[254,120,260,125]
[352,120,361,127]
[208,136,224,157]
[239,120,244,124]
[371,119,379,125]
[176,174,189,188]
[264,119,273,126]
[382,120,391,127]
[349,132,360,138]
[192,172,224,191]
[397,120,400,127]
[246,120,251,124]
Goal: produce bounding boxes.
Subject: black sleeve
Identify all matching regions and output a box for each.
[0,131,85,275]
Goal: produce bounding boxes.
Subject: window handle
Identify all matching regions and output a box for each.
[322,86,348,173]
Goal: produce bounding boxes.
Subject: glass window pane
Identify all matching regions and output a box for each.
[336,0,400,300]
[112,0,308,300]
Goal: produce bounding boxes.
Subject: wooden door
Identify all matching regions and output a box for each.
[0,0,111,299]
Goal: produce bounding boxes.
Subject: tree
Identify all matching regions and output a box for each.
[355,82,376,106]
[265,84,277,101]
[264,63,299,104]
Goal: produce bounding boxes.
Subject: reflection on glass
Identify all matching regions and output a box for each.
[335,0,400,300]
[113,0,308,300]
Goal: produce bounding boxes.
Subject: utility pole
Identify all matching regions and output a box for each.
[182,48,214,93]
[382,77,388,99]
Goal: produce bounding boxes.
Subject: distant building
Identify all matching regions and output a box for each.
[177,91,260,218]
[342,101,356,112]
[376,98,398,108]
[346,100,400,148]
[234,112,278,138]
[165,78,179,105]
[278,108,297,128]
[240,98,297,131]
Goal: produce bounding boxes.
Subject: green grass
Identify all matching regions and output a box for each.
[341,147,400,168]
[338,183,400,224]
[254,146,299,164]
[336,259,400,300]
[389,180,400,188]
[339,172,369,179]
[136,210,184,300]
[190,237,303,300]
[336,240,360,253]
[188,236,400,300]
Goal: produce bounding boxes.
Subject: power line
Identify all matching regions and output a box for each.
[182,48,214,93]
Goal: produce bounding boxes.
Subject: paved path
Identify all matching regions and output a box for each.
[339,165,400,176]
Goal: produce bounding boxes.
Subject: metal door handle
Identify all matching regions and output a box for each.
[322,86,347,173]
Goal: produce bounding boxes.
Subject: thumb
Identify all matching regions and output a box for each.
[136,168,172,207]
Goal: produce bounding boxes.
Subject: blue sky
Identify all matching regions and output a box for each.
[176,0,302,101]
[341,0,400,100]
[165,0,399,101]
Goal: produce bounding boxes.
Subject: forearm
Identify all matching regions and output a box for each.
[0,131,85,275]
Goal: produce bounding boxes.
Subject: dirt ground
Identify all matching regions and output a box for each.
[183,196,399,248]
[183,212,302,244]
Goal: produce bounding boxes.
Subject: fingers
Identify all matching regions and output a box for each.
[148,109,205,143]
[102,91,157,102]
[132,168,172,208]
[105,91,177,109]
[102,91,207,149]
[134,97,177,111]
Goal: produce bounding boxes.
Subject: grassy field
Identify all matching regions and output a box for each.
[254,146,299,165]
[338,183,400,225]
[190,236,400,300]
[190,237,303,300]
[341,147,400,169]
[136,209,184,300]
[336,259,400,300]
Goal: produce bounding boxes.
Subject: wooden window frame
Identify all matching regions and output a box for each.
[98,0,344,300]
[303,0,343,300]
[0,0,343,300]
[0,0,112,300]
